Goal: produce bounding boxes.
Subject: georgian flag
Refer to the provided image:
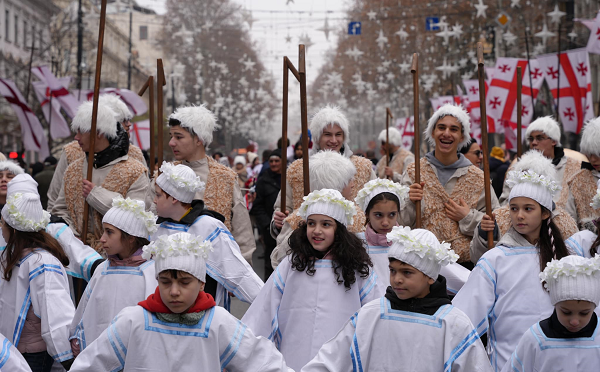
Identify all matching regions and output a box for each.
[31,66,81,118]
[0,79,50,158]
[395,116,415,151]
[130,120,150,150]
[486,58,544,133]
[31,78,72,139]
[575,11,600,55]
[537,48,593,134]
[73,88,148,116]
[463,79,484,143]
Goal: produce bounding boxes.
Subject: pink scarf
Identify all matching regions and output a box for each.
[364,224,394,247]
[108,248,147,267]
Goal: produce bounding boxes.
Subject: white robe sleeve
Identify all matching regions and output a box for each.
[359,269,384,305]
[565,230,598,258]
[452,257,498,337]
[447,314,494,372]
[500,328,537,372]
[68,269,97,348]
[29,261,76,363]
[301,314,356,372]
[47,223,103,282]
[440,262,471,295]
[0,333,32,372]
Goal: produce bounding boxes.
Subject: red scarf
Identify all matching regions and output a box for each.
[138,286,216,314]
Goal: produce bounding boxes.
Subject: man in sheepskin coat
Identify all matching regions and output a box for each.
[376,126,415,181]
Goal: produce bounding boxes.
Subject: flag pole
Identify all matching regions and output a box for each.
[299,45,309,196]
[280,57,289,213]
[156,59,166,167]
[411,53,421,228]
[138,76,155,171]
[385,107,393,174]
[517,67,523,158]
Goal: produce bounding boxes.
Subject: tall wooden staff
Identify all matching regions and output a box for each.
[411,53,422,228]
[156,59,166,166]
[280,44,309,213]
[477,43,494,249]
[516,67,523,158]
[138,76,155,171]
[82,0,108,241]
[385,108,393,171]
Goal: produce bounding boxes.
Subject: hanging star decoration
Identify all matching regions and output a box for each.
[547,4,566,25]
[345,46,364,61]
[458,58,468,68]
[298,33,314,51]
[285,34,292,43]
[243,11,259,30]
[435,58,458,79]
[317,17,332,41]
[503,30,518,46]
[376,29,389,50]
[567,30,577,41]
[474,0,488,19]
[398,60,411,74]
[534,22,555,46]
[367,10,377,21]
[386,72,396,81]
[510,0,520,8]
[436,25,454,45]
[533,43,546,55]
[395,26,409,41]
[241,57,256,71]
[451,23,464,39]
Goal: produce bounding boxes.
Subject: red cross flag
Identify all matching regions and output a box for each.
[0,79,50,158]
[31,66,81,118]
[463,79,485,142]
[575,11,600,55]
[31,78,72,139]
[537,48,593,134]
[73,88,148,116]
[395,116,415,151]
[486,58,544,134]
[130,119,150,150]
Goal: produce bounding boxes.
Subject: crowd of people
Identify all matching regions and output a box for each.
[0,94,599,371]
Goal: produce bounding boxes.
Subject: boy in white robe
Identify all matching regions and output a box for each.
[503,255,600,372]
[0,332,32,372]
[302,226,492,372]
[69,233,293,372]
[151,162,263,309]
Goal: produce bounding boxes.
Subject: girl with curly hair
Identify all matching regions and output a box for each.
[242,189,383,372]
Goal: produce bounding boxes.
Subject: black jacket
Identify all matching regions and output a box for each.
[250,168,281,224]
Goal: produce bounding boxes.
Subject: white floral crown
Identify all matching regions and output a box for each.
[159,162,205,193]
[111,196,158,234]
[591,187,600,210]
[3,193,50,232]
[386,226,459,266]
[142,233,214,260]
[296,189,356,226]
[354,179,409,211]
[539,255,600,284]
[505,169,561,196]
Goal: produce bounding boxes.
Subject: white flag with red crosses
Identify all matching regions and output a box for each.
[131,120,150,150]
[575,11,600,55]
[31,78,73,139]
[463,79,485,143]
[395,116,415,151]
[537,48,593,134]
[31,66,81,118]
[485,58,544,134]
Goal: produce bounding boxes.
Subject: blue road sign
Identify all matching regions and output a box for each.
[426,17,440,31]
[348,22,361,35]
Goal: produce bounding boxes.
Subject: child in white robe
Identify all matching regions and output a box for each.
[0,174,75,371]
[503,255,600,372]
[453,165,571,371]
[303,226,492,372]
[0,331,32,372]
[566,182,600,258]
[69,232,293,371]
[152,162,263,309]
[242,189,383,372]
[69,196,158,356]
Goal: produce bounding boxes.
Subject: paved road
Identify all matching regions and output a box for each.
[230,238,268,319]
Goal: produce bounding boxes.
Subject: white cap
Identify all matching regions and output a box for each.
[71,101,119,139]
[526,116,561,146]
[102,196,157,238]
[143,232,213,282]
[387,226,459,279]
[355,178,409,212]
[310,105,350,150]
[1,174,50,232]
[99,94,133,123]
[540,255,600,306]
[378,127,403,147]
[0,161,24,176]
[233,156,246,166]
[155,162,205,203]
[506,169,561,211]
[296,189,356,226]
[168,105,220,148]
[425,104,471,150]
[309,150,356,192]
[580,117,600,157]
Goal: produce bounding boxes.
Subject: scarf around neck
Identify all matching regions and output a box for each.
[108,248,147,267]
[364,224,393,247]
[540,309,598,339]
[385,275,452,315]
[138,286,216,314]
[90,125,129,168]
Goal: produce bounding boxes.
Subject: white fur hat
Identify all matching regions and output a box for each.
[506,167,561,211]
[156,162,205,203]
[71,101,118,139]
[168,105,220,148]
[355,179,409,212]
[378,127,403,147]
[425,104,471,150]
[309,150,356,192]
[143,232,214,282]
[234,156,246,166]
[0,161,24,176]
[99,94,133,123]
[526,116,561,146]
[102,196,157,239]
[511,150,558,185]
[580,117,600,157]
[387,226,459,279]
[297,189,356,226]
[310,105,350,150]
[540,255,600,306]
[1,174,50,232]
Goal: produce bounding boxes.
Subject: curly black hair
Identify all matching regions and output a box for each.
[287,221,372,290]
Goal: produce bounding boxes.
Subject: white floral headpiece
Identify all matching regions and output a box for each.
[159,162,205,193]
[2,193,50,232]
[591,187,600,210]
[505,169,561,196]
[111,196,158,234]
[386,226,459,266]
[142,233,213,261]
[296,189,356,226]
[540,255,600,284]
[354,179,409,212]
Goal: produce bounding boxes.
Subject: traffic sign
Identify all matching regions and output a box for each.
[426,17,440,31]
[348,22,361,35]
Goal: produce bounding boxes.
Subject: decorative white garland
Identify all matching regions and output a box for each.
[354,178,409,211]
[539,255,600,284]
[3,193,50,232]
[505,169,561,196]
[142,233,213,260]
[296,189,356,226]
[111,196,158,234]
[386,226,459,266]
[591,187,600,210]
[159,162,205,193]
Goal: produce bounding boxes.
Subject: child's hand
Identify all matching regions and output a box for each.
[409,182,425,202]
[273,210,289,229]
[480,213,496,232]
[444,198,470,221]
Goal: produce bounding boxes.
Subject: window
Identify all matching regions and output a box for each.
[139,25,147,40]
[14,14,18,46]
[23,20,27,47]
[5,10,9,42]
